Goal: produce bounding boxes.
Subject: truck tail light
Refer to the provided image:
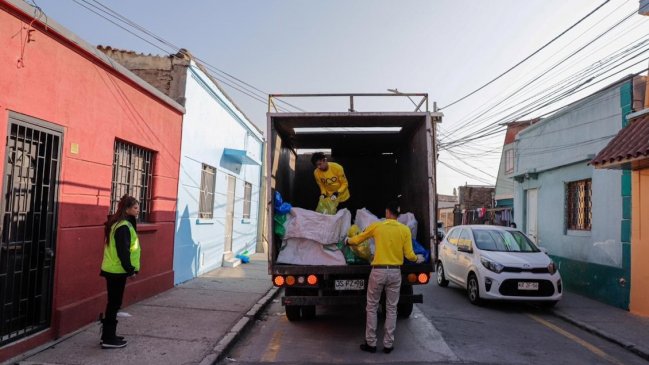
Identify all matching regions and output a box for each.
[286,275,296,286]
[417,273,429,284]
[407,273,417,283]
[307,275,318,285]
[273,275,285,287]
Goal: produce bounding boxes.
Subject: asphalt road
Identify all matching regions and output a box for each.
[219,283,648,365]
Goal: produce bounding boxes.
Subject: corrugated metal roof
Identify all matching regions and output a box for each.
[591,114,649,169]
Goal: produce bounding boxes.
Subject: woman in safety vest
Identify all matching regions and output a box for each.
[100,195,140,349]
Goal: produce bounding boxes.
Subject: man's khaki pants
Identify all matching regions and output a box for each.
[365,268,402,348]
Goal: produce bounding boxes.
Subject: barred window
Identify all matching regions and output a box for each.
[505,149,514,174]
[199,164,217,219]
[111,140,153,222]
[566,179,592,231]
[243,182,252,220]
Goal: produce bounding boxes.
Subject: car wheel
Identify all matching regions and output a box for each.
[436,262,449,287]
[467,274,482,305]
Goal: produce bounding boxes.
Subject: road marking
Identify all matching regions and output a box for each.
[527,314,625,365]
[260,328,283,362]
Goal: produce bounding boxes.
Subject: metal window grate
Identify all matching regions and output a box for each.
[111,140,153,222]
[0,119,61,345]
[243,182,252,219]
[566,179,592,231]
[199,164,216,219]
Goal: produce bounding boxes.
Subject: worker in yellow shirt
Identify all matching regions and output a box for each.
[346,201,423,354]
[311,152,351,210]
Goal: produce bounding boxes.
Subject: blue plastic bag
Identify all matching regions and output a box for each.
[405,238,430,264]
[274,191,292,215]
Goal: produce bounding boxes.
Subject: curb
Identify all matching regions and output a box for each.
[198,286,281,365]
[551,309,649,361]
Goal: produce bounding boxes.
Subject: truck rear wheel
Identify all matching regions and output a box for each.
[286,305,301,321]
[285,288,301,321]
[302,305,316,320]
[397,285,414,318]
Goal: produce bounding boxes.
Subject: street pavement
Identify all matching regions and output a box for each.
[7,253,277,365]
[6,254,649,364]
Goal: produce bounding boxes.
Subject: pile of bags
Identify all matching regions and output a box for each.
[273,192,430,266]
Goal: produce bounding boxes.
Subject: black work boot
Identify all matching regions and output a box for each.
[99,316,124,344]
[101,320,127,349]
[360,342,377,353]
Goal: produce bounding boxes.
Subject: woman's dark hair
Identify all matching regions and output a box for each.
[104,195,139,243]
[386,200,400,216]
[311,152,326,166]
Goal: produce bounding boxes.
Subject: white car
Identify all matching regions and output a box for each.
[436,225,562,307]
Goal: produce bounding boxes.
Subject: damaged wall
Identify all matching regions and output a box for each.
[98,46,190,105]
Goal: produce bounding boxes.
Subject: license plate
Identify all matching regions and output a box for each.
[335,279,365,291]
[518,282,539,291]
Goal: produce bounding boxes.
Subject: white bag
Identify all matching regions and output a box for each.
[276,238,347,266]
[398,212,418,238]
[284,207,351,244]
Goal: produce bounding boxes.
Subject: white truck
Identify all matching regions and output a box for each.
[266,93,441,321]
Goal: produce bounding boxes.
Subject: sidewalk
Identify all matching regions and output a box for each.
[552,291,649,361]
[10,253,278,365]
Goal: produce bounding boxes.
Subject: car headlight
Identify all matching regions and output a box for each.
[480,258,504,273]
[548,262,557,275]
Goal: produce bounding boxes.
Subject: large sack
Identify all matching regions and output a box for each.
[398,212,418,238]
[353,208,380,256]
[284,207,351,244]
[276,238,346,266]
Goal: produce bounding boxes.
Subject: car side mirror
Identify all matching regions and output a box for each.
[539,247,548,254]
[457,244,473,254]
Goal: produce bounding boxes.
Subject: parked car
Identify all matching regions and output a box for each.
[436,225,562,307]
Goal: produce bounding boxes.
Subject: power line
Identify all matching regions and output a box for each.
[442,5,644,141]
[439,0,611,110]
[441,41,649,150]
[71,0,305,113]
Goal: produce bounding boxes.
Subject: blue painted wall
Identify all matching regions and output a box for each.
[173,62,263,285]
[513,80,631,308]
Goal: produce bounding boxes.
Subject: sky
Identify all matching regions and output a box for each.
[27,0,649,195]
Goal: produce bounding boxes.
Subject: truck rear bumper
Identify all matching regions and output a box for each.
[282,294,423,306]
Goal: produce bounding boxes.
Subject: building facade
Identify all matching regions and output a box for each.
[513,76,645,309]
[0,0,184,359]
[591,77,649,316]
[98,48,264,285]
[494,120,537,226]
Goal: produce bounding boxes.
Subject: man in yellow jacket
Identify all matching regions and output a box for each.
[346,201,423,354]
[311,152,351,210]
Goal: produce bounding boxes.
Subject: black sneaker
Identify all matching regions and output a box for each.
[360,343,376,353]
[100,336,124,344]
[383,346,394,354]
[101,337,127,349]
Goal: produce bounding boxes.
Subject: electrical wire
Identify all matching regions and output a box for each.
[439,0,611,110]
[71,0,305,113]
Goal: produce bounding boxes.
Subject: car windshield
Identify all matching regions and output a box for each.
[472,229,540,252]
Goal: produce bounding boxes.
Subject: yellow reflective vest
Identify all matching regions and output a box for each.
[101,220,140,274]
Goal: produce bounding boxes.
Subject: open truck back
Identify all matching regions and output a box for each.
[266,93,441,321]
